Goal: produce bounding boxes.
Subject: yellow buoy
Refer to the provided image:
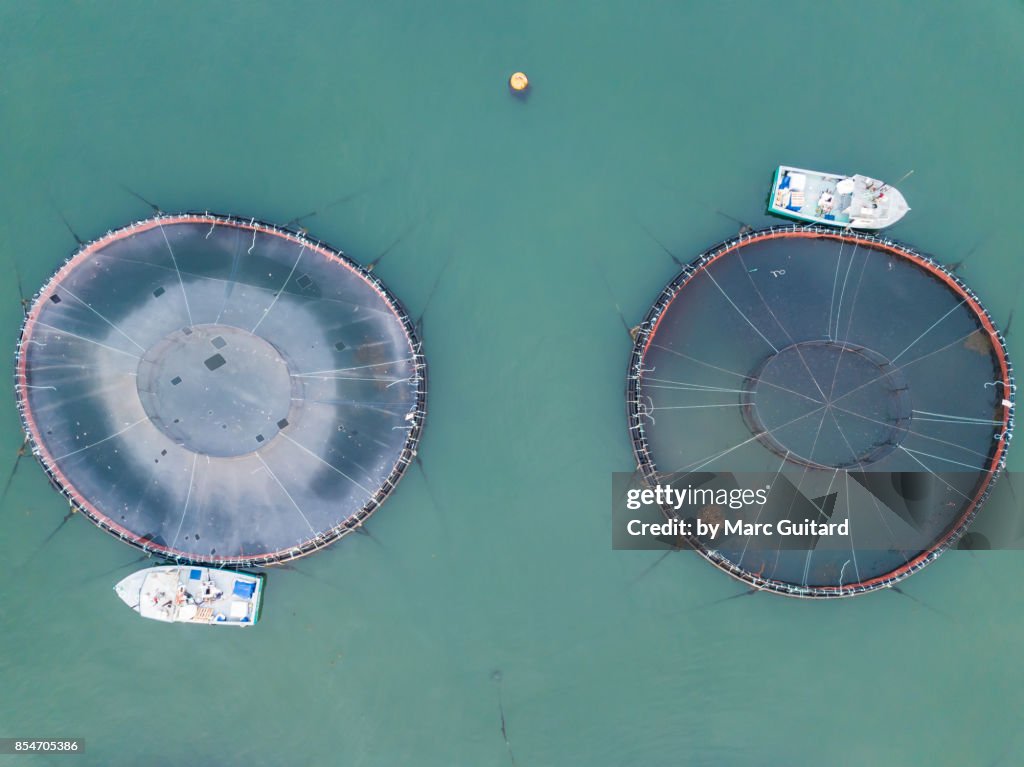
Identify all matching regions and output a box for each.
[509,72,529,92]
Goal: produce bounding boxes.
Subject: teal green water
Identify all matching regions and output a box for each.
[2,2,1023,764]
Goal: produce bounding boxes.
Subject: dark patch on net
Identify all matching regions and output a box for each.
[153,286,165,297]
[204,353,227,371]
[211,336,227,349]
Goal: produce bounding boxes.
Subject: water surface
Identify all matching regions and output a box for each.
[1,2,1022,764]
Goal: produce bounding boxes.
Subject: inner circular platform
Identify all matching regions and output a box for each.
[16,213,426,566]
[741,340,912,470]
[627,225,1014,597]
[137,323,296,457]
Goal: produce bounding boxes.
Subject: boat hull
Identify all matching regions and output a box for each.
[767,165,909,230]
[114,565,265,627]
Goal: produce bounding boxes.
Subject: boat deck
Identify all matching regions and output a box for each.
[174,567,259,624]
[118,566,263,626]
[769,166,910,229]
[771,169,852,225]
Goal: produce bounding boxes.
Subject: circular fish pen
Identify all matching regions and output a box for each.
[15,213,426,566]
[627,225,1014,597]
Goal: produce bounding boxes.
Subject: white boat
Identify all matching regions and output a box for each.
[114,565,265,627]
[767,165,910,229]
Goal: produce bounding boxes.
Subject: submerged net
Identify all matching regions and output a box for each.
[15,214,426,566]
[627,226,1014,597]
